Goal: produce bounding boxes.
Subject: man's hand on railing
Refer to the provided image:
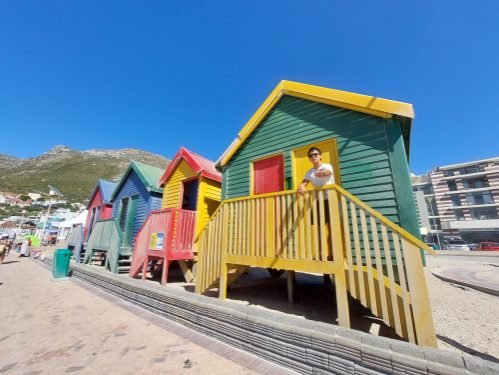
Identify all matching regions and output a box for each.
[297,182,307,195]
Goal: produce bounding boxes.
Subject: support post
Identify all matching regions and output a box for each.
[287,270,295,303]
[328,189,350,328]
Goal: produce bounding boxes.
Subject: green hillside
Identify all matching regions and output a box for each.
[0,146,170,203]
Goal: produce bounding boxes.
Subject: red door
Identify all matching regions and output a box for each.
[253,155,284,195]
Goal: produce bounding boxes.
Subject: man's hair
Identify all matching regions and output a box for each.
[307,147,322,156]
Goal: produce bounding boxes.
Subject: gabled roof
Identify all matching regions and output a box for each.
[159,147,222,186]
[110,160,164,201]
[86,179,117,208]
[217,80,414,167]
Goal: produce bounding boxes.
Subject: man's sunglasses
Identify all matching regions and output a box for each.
[308,153,320,158]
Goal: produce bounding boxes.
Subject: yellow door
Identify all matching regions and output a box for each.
[292,138,340,190]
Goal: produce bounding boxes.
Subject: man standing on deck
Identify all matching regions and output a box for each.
[297,147,335,195]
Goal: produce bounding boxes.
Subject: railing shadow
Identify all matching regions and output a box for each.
[219,268,400,340]
[437,334,499,363]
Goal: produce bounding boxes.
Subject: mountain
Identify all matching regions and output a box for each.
[0,145,170,203]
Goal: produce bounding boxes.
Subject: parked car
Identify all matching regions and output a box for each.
[465,242,478,251]
[478,242,499,251]
[442,240,470,251]
[425,242,439,250]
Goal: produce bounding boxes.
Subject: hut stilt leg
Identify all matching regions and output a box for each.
[287,270,295,303]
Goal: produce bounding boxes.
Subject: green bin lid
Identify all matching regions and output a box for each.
[54,248,72,255]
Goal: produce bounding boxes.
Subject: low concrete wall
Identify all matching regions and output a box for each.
[36,257,499,375]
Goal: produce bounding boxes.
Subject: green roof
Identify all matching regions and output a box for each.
[110,160,164,201]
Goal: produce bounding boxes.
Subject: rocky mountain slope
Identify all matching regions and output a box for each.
[0,146,170,203]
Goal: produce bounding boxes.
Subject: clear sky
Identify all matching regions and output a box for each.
[1,1,498,174]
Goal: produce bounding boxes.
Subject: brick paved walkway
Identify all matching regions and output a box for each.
[0,257,293,374]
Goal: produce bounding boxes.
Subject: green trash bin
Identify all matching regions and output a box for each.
[52,248,72,281]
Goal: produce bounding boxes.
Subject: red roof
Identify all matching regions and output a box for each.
[159,147,222,186]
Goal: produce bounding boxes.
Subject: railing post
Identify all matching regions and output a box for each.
[402,241,438,347]
[328,188,350,328]
[219,206,228,300]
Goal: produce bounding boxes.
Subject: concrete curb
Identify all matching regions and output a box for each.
[34,257,499,375]
[431,266,499,297]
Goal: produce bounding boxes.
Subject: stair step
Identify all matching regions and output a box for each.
[119,259,131,264]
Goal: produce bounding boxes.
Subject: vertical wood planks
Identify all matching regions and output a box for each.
[381,225,403,337]
[370,216,389,326]
[350,202,367,306]
[392,233,415,343]
[402,240,438,347]
[360,210,377,315]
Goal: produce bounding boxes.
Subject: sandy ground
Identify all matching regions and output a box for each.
[424,256,499,361]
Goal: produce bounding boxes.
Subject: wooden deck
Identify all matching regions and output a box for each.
[195,185,437,347]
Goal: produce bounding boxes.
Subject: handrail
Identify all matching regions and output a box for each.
[334,185,435,255]
[197,184,434,255]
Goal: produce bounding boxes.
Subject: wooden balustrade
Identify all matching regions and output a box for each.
[195,185,437,347]
[130,208,196,284]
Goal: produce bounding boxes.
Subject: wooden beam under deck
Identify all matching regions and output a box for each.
[225,255,337,275]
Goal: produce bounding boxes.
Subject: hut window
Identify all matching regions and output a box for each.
[252,155,284,195]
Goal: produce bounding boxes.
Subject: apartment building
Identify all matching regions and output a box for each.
[412,157,499,243]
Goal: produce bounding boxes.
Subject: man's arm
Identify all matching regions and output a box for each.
[297,179,309,195]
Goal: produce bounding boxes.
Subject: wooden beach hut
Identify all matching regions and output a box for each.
[83,161,164,273]
[84,179,116,241]
[68,179,116,262]
[195,80,437,347]
[130,147,221,285]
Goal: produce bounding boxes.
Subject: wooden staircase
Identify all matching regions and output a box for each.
[195,185,437,347]
[83,219,131,274]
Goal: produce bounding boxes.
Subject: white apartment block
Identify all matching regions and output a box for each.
[412,157,499,243]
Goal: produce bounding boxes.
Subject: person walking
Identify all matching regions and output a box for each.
[19,238,30,257]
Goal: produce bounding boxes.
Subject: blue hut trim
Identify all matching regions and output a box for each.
[86,179,117,209]
[110,161,164,245]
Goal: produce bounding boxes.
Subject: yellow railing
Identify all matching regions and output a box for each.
[195,185,437,347]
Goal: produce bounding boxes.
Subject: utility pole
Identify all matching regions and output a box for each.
[38,185,63,243]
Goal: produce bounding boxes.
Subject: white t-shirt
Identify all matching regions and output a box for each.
[304,163,335,187]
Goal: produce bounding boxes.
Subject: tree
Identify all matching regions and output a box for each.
[18,195,31,201]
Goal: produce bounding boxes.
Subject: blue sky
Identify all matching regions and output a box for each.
[1,1,498,174]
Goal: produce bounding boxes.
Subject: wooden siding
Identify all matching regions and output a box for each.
[223,96,405,226]
[196,176,222,237]
[84,189,103,240]
[101,204,113,220]
[112,169,161,244]
[162,159,197,209]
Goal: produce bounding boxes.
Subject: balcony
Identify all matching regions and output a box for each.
[450,202,497,209]
[440,171,488,181]
[442,218,499,230]
[446,186,493,195]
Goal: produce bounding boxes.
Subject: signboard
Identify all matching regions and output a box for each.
[149,232,164,250]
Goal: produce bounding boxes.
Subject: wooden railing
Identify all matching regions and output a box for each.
[195,185,437,347]
[83,219,123,273]
[130,208,196,279]
[66,223,84,262]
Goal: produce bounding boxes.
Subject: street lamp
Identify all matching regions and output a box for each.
[17,209,26,234]
[39,185,63,243]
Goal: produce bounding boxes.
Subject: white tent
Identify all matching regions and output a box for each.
[51,210,87,239]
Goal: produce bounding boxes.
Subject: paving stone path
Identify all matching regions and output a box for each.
[0,257,292,374]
